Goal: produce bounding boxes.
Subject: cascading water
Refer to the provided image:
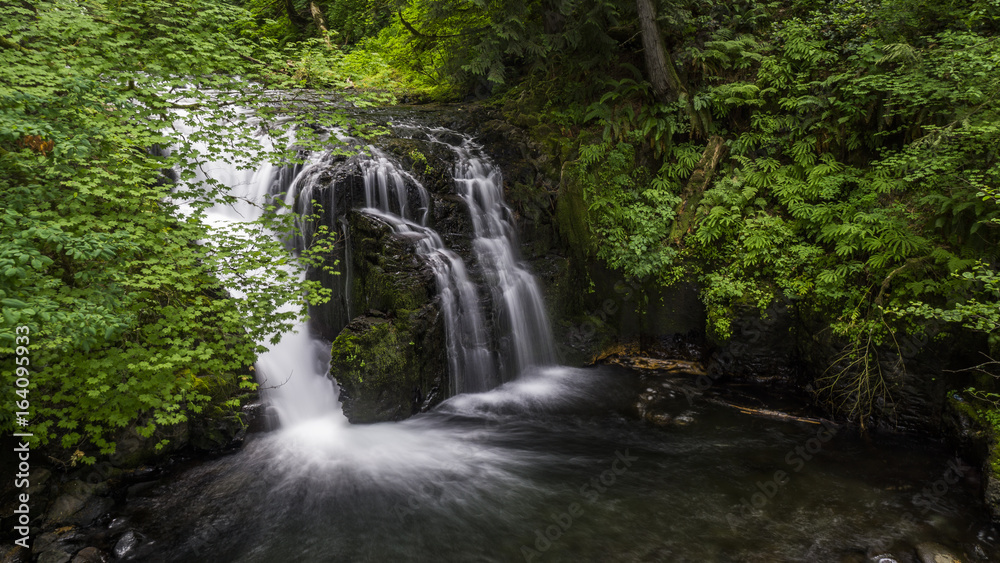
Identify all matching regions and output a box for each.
[362,207,498,394]
[442,131,557,378]
[191,117,552,414]
[347,127,558,392]
[174,104,563,410]
[258,150,346,427]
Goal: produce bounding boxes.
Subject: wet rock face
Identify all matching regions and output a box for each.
[108,422,189,469]
[708,300,801,386]
[299,157,367,341]
[302,129,467,336]
[329,212,447,423]
[945,395,1000,523]
[0,544,30,563]
[31,528,88,563]
[44,481,113,528]
[308,118,527,423]
[347,211,437,314]
[69,546,105,563]
[796,311,986,434]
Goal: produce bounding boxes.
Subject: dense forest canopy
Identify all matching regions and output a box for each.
[2,0,999,461]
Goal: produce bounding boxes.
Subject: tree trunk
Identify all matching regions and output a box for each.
[635,0,685,100]
[635,0,710,136]
[284,0,310,30]
[309,1,333,48]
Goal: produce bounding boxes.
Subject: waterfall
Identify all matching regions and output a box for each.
[353,127,556,390]
[254,152,346,427]
[360,207,499,394]
[445,134,557,379]
[391,125,557,380]
[185,115,556,426]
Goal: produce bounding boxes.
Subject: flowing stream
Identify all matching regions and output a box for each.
[116,116,1000,562]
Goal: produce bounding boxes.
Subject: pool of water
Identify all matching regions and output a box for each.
[113,365,998,562]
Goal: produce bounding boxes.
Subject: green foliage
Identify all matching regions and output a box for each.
[954,386,1000,477]
[231,0,408,96]
[358,0,637,97]
[269,37,399,95]
[16,0,992,435]
[680,12,1000,419]
[899,263,1000,344]
[571,135,685,282]
[483,0,1000,424]
[0,0,338,462]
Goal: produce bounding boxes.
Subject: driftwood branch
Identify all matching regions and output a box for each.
[670,135,728,241]
[943,354,1000,377]
[707,398,839,426]
[232,48,268,67]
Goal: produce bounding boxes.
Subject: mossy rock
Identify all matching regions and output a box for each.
[109,421,189,468]
[332,211,448,422]
[332,307,446,423]
[375,136,457,197]
[349,211,436,313]
[944,394,1000,522]
[554,164,595,262]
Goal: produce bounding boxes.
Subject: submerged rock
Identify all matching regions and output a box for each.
[112,530,143,560]
[69,547,105,563]
[44,481,113,528]
[33,528,85,563]
[914,542,963,563]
